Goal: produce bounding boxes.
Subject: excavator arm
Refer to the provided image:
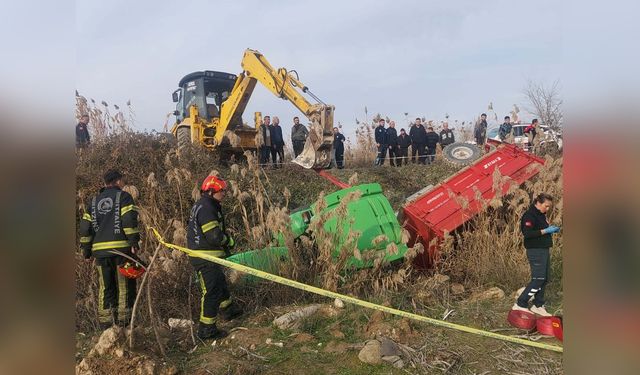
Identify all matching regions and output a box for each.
[217,49,335,169]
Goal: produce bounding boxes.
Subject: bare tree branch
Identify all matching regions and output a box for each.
[523,79,563,130]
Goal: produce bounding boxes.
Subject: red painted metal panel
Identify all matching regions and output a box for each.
[402,143,545,268]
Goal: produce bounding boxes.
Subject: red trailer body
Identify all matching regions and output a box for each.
[401,143,545,268]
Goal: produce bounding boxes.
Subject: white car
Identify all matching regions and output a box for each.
[487,123,562,152]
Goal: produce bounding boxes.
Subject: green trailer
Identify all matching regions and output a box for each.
[227,183,407,274]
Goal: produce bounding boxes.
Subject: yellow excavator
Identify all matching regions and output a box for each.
[170,49,335,168]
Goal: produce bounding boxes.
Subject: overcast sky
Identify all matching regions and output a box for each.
[76,0,564,139]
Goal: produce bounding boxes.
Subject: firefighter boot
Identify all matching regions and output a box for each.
[219,302,243,322]
[197,323,228,341]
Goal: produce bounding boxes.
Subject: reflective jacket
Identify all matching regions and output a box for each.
[187,195,234,265]
[79,187,140,259]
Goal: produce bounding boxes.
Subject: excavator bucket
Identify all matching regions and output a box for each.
[293,120,332,168]
[293,105,335,169]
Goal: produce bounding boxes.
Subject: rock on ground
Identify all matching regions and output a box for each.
[91,326,123,357]
[469,287,505,302]
[273,304,322,330]
[358,339,382,365]
[451,283,465,295]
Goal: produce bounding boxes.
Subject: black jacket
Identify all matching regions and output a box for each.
[499,122,512,141]
[79,187,140,259]
[374,125,387,145]
[291,123,308,142]
[333,132,345,152]
[386,127,398,147]
[270,125,284,146]
[398,134,411,148]
[76,122,90,145]
[474,120,487,138]
[425,131,440,149]
[187,195,234,264]
[409,124,427,144]
[520,205,553,249]
[439,129,455,146]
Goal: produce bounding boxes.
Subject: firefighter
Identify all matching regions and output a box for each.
[513,193,561,317]
[188,175,243,340]
[79,169,140,328]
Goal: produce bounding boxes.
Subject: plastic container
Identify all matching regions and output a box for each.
[537,316,563,341]
[507,309,537,331]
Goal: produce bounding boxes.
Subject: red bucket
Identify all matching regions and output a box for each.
[537,316,563,341]
[507,309,537,331]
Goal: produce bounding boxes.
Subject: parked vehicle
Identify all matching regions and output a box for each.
[487,123,562,153]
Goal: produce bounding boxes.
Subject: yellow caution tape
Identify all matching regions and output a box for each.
[150,227,563,353]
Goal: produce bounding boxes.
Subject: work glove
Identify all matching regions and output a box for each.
[542,225,561,235]
[82,245,92,260]
[226,236,235,249]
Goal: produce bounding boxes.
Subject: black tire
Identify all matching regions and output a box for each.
[176,126,191,149]
[442,142,482,166]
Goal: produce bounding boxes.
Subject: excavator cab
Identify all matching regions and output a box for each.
[173,70,236,122]
[171,70,254,152]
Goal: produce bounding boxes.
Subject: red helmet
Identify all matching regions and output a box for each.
[118,262,145,279]
[201,175,227,193]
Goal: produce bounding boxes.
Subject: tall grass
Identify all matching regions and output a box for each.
[75,102,563,334]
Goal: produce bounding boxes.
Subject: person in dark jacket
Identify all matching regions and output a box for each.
[270,116,285,168]
[409,118,427,164]
[439,122,455,147]
[188,175,243,340]
[259,116,272,166]
[474,113,488,146]
[397,128,411,166]
[425,126,440,164]
[332,127,346,169]
[374,118,387,166]
[499,116,513,142]
[513,193,561,317]
[386,121,399,167]
[79,170,140,328]
[291,116,309,157]
[76,114,91,149]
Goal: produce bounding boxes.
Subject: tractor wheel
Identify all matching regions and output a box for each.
[442,142,482,166]
[176,126,191,150]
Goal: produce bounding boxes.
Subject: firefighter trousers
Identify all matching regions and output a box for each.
[96,256,136,325]
[193,261,232,325]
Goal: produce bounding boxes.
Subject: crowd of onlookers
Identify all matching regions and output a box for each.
[77,111,542,168]
[373,117,456,166]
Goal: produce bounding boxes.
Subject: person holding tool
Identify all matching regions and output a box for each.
[513,193,561,317]
[187,175,243,340]
[79,169,141,328]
